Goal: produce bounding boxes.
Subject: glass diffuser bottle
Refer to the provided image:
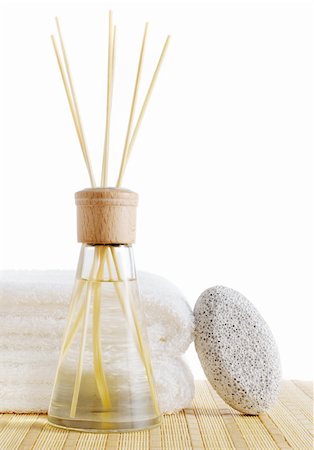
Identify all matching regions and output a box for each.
[48,188,160,432]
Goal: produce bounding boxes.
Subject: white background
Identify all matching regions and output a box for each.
[0,0,313,380]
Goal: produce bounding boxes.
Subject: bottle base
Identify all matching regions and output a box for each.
[47,414,161,433]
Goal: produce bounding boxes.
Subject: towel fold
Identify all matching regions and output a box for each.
[152,356,195,414]
[0,270,194,414]
[138,272,194,356]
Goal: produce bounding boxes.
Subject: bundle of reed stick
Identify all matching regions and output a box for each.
[51,11,169,418]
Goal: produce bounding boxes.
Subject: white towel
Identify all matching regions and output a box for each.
[0,271,194,355]
[0,270,194,414]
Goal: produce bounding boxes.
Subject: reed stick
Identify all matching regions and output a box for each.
[70,250,99,417]
[60,300,85,359]
[116,23,148,187]
[55,17,96,188]
[50,278,85,400]
[51,36,88,170]
[101,11,115,187]
[109,247,160,415]
[59,279,85,356]
[67,248,111,412]
[57,245,87,365]
[93,246,111,409]
[116,35,170,187]
[60,257,110,361]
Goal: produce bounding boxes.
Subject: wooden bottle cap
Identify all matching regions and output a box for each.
[75,188,138,244]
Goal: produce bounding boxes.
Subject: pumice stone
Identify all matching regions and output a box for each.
[194,286,281,415]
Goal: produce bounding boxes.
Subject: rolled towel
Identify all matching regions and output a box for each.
[0,270,194,413]
[0,270,194,356]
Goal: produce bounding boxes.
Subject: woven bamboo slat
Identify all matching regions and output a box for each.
[0,380,313,449]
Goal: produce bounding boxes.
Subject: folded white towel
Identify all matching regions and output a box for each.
[0,270,194,414]
[0,270,194,355]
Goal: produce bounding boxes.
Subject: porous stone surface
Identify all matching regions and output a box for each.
[194,286,281,415]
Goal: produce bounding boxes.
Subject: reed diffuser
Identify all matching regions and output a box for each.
[48,12,169,432]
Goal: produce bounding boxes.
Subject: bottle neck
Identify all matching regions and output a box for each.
[77,244,136,282]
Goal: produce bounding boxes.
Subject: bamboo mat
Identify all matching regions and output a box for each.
[0,380,312,449]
